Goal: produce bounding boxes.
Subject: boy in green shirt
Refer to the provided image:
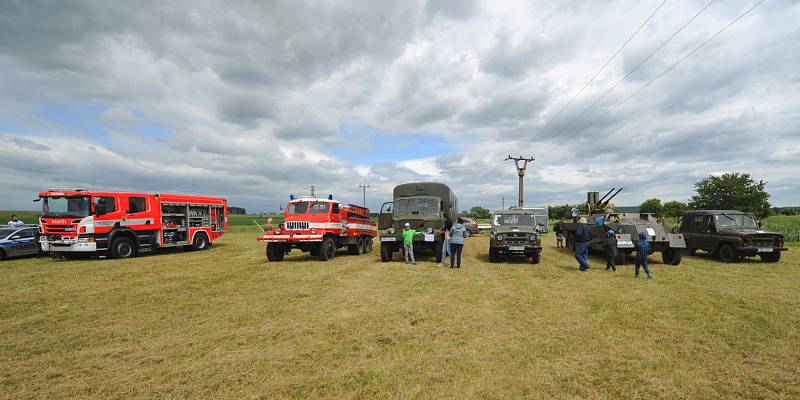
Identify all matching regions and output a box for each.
[402,222,422,264]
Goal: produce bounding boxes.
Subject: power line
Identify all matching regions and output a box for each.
[529,0,670,144]
[542,0,767,153]
[538,0,716,145]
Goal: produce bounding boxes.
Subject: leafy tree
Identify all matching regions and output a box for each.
[689,173,772,219]
[548,204,573,219]
[229,206,247,214]
[639,198,663,217]
[469,206,491,220]
[662,200,688,222]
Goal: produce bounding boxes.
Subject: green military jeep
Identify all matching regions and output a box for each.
[678,210,787,263]
[488,209,542,264]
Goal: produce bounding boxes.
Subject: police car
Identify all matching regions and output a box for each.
[0,224,41,260]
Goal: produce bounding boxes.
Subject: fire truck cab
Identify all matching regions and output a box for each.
[38,188,227,259]
[258,196,377,261]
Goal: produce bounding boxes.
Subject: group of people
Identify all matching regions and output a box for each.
[7,214,25,227]
[553,216,654,280]
[402,217,469,269]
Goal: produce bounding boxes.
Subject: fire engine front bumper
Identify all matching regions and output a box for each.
[40,237,97,252]
[257,234,324,242]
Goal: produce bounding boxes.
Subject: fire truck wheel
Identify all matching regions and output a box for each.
[320,236,336,261]
[357,237,367,255]
[380,244,392,262]
[365,238,373,253]
[348,239,361,255]
[266,243,284,261]
[192,233,209,251]
[110,237,137,259]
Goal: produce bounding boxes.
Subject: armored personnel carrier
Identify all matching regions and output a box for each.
[488,208,542,264]
[563,189,686,265]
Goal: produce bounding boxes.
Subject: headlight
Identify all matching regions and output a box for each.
[387,228,395,234]
[529,234,537,241]
[496,235,504,241]
[310,228,317,234]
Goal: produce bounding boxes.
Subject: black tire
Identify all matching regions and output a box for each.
[109,237,137,259]
[531,252,541,264]
[717,243,739,263]
[320,236,336,261]
[615,251,626,266]
[380,244,392,262]
[662,249,682,266]
[358,237,367,255]
[347,241,360,255]
[266,242,285,262]
[760,252,781,263]
[489,249,499,263]
[191,233,209,251]
[365,237,373,253]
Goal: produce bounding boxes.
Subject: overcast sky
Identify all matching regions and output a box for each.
[1,0,798,213]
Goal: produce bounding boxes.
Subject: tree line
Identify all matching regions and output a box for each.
[548,173,775,221]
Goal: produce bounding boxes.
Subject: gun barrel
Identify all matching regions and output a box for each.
[597,188,615,204]
[598,188,623,210]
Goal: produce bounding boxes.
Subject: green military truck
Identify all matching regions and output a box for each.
[678,210,787,263]
[488,208,542,264]
[378,182,458,262]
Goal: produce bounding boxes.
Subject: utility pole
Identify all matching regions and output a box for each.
[358,184,370,207]
[506,155,535,208]
[309,185,315,198]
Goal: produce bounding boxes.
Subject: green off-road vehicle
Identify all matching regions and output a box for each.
[679,210,787,263]
[488,209,542,264]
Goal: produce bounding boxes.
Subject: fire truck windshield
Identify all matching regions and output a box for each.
[287,201,330,214]
[41,196,91,218]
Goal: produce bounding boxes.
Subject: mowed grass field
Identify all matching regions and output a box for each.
[1,216,800,398]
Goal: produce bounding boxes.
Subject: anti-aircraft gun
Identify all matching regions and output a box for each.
[563,188,686,265]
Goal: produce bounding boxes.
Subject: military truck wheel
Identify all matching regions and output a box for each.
[615,252,626,265]
[717,243,739,263]
[531,252,541,264]
[320,236,336,261]
[110,237,137,259]
[489,249,499,263]
[760,252,781,263]
[380,244,392,262]
[662,249,682,266]
[266,243,285,261]
[365,238,373,253]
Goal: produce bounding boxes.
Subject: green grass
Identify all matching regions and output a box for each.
[1,219,798,398]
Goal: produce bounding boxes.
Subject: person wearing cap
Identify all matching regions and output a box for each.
[7,214,25,227]
[574,217,592,271]
[603,230,617,271]
[634,231,653,279]
[402,223,422,264]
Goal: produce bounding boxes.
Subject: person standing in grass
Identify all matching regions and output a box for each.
[554,217,566,248]
[574,217,592,271]
[603,230,617,272]
[403,223,422,265]
[449,218,469,269]
[634,231,653,279]
[437,217,453,267]
[7,214,25,227]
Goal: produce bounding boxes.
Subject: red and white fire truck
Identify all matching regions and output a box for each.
[37,188,228,259]
[258,195,377,261]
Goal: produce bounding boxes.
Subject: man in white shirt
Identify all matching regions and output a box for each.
[7,214,25,227]
[570,207,580,223]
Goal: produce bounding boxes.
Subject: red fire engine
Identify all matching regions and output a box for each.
[37,188,228,259]
[258,195,377,261]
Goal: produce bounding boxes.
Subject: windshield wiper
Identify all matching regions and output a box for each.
[720,213,737,223]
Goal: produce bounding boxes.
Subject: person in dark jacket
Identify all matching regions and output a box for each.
[603,230,617,271]
[574,217,592,271]
[634,231,653,279]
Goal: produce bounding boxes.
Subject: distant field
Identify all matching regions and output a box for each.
[1,218,798,398]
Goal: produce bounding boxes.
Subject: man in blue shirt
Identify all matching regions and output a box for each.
[574,217,592,271]
[635,232,653,279]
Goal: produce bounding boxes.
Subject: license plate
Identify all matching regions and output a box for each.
[63,227,75,232]
[424,234,434,242]
[380,237,396,242]
[758,248,772,253]
[509,246,524,251]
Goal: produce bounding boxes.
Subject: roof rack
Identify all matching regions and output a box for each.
[42,187,89,192]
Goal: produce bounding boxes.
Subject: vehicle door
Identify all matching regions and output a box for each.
[698,215,718,251]
[378,202,394,230]
[9,227,39,257]
[123,195,158,230]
